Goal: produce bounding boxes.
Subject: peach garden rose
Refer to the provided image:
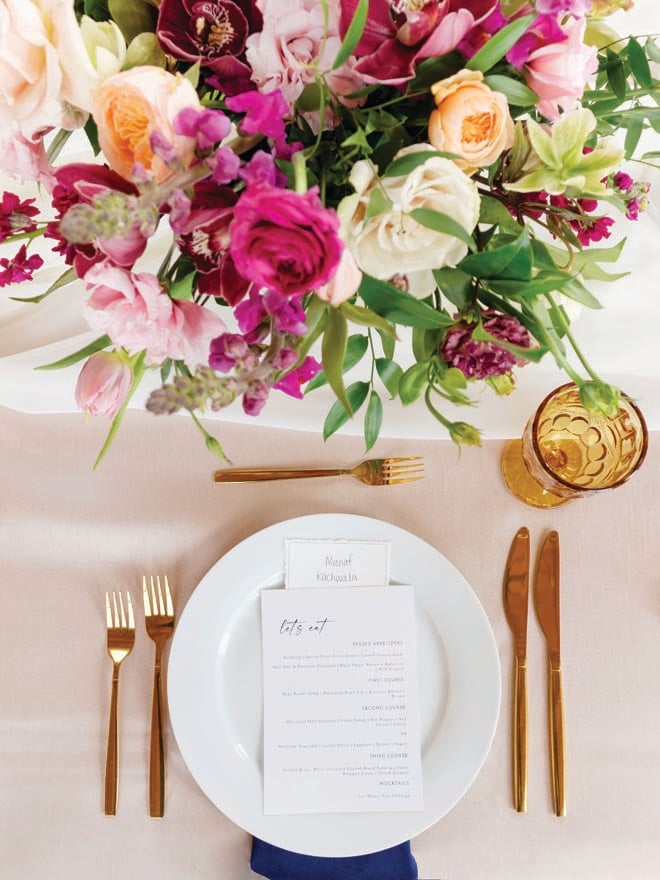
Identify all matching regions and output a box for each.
[428,69,514,171]
[92,65,202,183]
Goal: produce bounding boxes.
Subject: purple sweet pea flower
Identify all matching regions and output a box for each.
[273,356,322,399]
[263,290,308,336]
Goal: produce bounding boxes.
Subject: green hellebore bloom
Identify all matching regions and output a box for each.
[505,108,624,199]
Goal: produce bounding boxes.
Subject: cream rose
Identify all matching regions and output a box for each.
[429,69,514,171]
[337,144,480,297]
[0,0,98,142]
[92,66,201,183]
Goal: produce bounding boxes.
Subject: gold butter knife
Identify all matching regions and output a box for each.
[534,530,566,817]
[503,526,530,812]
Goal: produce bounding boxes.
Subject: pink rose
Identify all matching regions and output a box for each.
[0,0,98,141]
[92,66,202,182]
[246,0,364,115]
[83,261,226,367]
[74,350,133,417]
[523,17,597,121]
[230,183,343,297]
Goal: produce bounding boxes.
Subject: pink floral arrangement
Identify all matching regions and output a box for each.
[0,0,657,462]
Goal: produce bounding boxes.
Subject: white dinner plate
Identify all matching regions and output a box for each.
[168,514,501,857]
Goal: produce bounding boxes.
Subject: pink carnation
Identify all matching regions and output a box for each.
[229,184,343,297]
[83,262,226,367]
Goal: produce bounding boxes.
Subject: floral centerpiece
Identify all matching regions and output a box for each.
[0,0,658,463]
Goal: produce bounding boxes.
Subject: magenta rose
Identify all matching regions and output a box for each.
[229,184,343,297]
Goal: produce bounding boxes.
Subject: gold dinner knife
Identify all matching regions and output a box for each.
[503,526,530,813]
[534,530,566,817]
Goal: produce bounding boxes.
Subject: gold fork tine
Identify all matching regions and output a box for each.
[104,590,135,816]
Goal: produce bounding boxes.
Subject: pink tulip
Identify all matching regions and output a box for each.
[74,351,133,417]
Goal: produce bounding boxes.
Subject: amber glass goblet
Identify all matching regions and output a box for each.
[501,383,648,509]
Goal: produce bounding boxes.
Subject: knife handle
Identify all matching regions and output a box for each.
[548,665,566,817]
[512,656,527,812]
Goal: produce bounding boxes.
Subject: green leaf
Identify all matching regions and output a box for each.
[624,118,643,159]
[321,308,352,414]
[483,74,538,106]
[9,267,77,304]
[383,149,462,177]
[359,275,453,329]
[332,0,368,69]
[375,358,402,397]
[399,362,429,406]
[364,391,383,451]
[467,14,536,72]
[36,335,112,371]
[409,207,476,251]
[478,195,519,229]
[364,186,393,222]
[84,0,109,20]
[557,278,603,310]
[605,50,627,101]
[433,267,472,311]
[168,271,195,301]
[459,229,533,281]
[486,271,573,297]
[412,326,442,362]
[340,301,396,337]
[627,37,653,89]
[646,37,660,65]
[323,381,370,440]
[306,333,368,392]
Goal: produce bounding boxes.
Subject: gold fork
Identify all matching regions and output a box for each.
[213,456,424,486]
[104,591,135,816]
[143,575,175,818]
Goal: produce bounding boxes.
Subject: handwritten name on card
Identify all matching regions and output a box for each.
[285,539,390,588]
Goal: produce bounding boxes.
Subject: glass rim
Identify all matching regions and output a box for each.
[530,382,649,493]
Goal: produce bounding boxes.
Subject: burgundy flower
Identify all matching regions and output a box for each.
[45,163,141,277]
[440,310,531,380]
[340,0,497,85]
[176,182,253,306]
[157,0,262,96]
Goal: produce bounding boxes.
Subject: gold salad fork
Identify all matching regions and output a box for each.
[104,591,135,816]
[143,575,175,818]
[214,456,424,486]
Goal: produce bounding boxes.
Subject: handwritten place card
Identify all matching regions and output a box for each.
[285,539,390,588]
[261,585,423,815]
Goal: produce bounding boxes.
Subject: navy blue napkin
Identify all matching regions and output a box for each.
[250,838,418,880]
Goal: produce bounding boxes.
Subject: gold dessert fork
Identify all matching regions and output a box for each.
[104,590,135,816]
[214,456,424,486]
[143,575,175,818]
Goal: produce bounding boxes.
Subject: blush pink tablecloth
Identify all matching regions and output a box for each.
[1,404,659,879]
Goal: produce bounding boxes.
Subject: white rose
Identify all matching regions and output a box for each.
[338,145,480,297]
[0,0,99,142]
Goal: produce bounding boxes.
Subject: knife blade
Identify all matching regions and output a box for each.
[503,526,530,813]
[534,529,566,817]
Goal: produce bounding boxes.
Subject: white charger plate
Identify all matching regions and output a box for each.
[167,513,501,857]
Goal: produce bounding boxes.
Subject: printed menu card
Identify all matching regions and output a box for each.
[261,585,423,815]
